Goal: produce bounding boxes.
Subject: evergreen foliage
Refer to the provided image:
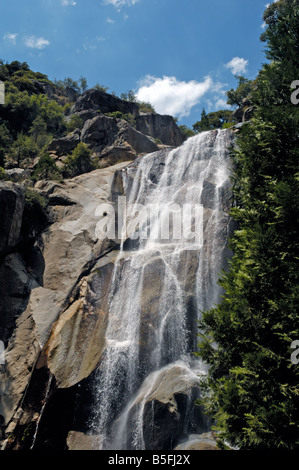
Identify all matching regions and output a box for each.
[120,89,156,113]
[33,154,61,181]
[62,142,95,178]
[197,0,299,450]
[178,124,196,139]
[226,75,253,108]
[193,108,236,133]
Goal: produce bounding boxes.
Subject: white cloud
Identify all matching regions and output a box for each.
[61,0,77,5]
[225,57,248,75]
[24,36,50,49]
[3,33,18,45]
[136,75,213,118]
[214,98,229,109]
[104,0,139,7]
[106,17,115,23]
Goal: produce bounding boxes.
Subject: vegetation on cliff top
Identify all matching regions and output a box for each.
[0,62,157,182]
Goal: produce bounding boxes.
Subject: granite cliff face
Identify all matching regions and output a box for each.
[0,163,128,447]
[0,88,233,450]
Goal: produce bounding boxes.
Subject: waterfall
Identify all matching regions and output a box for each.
[90,129,233,450]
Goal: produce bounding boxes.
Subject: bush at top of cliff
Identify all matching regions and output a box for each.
[62,142,95,178]
[22,188,49,235]
[0,167,6,180]
[193,109,236,133]
[120,89,156,114]
[105,111,136,127]
[32,154,62,182]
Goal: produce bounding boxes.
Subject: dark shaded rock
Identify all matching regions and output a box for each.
[0,253,37,344]
[70,109,99,124]
[80,115,158,162]
[231,106,244,123]
[0,183,25,257]
[80,115,119,150]
[232,97,255,123]
[47,130,80,156]
[142,390,209,450]
[117,120,158,154]
[72,88,139,116]
[117,364,211,451]
[64,86,80,102]
[135,113,184,147]
[244,106,254,121]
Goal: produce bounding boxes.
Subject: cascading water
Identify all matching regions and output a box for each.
[89,128,234,450]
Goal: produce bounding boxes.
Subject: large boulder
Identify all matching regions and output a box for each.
[80,114,119,150]
[44,254,117,389]
[80,115,158,164]
[113,363,210,450]
[71,88,139,116]
[47,129,80,156]
[135,113,184,147]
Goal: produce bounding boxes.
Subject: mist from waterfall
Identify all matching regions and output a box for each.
[89,129,233,450]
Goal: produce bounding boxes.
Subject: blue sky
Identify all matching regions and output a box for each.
[1,0,272,127]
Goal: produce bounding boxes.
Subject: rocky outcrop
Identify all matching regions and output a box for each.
[113,363,210,450]
[232,97,254,123]
[48,114,158,167]
[47,129,80,155]
[80,114,158,164]
[0,184,40,347]
[135,113,184,147]
[71,88,139,116]
[46,90,184,168]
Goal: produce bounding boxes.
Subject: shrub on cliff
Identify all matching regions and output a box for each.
[62,142,95,178]
[193,109,236,133]
[23,188,49,234]
[0,167,6,180]
[65,114,84,133]
[33,154,61,181]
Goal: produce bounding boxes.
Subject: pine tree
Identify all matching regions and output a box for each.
[197,0,299,450]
